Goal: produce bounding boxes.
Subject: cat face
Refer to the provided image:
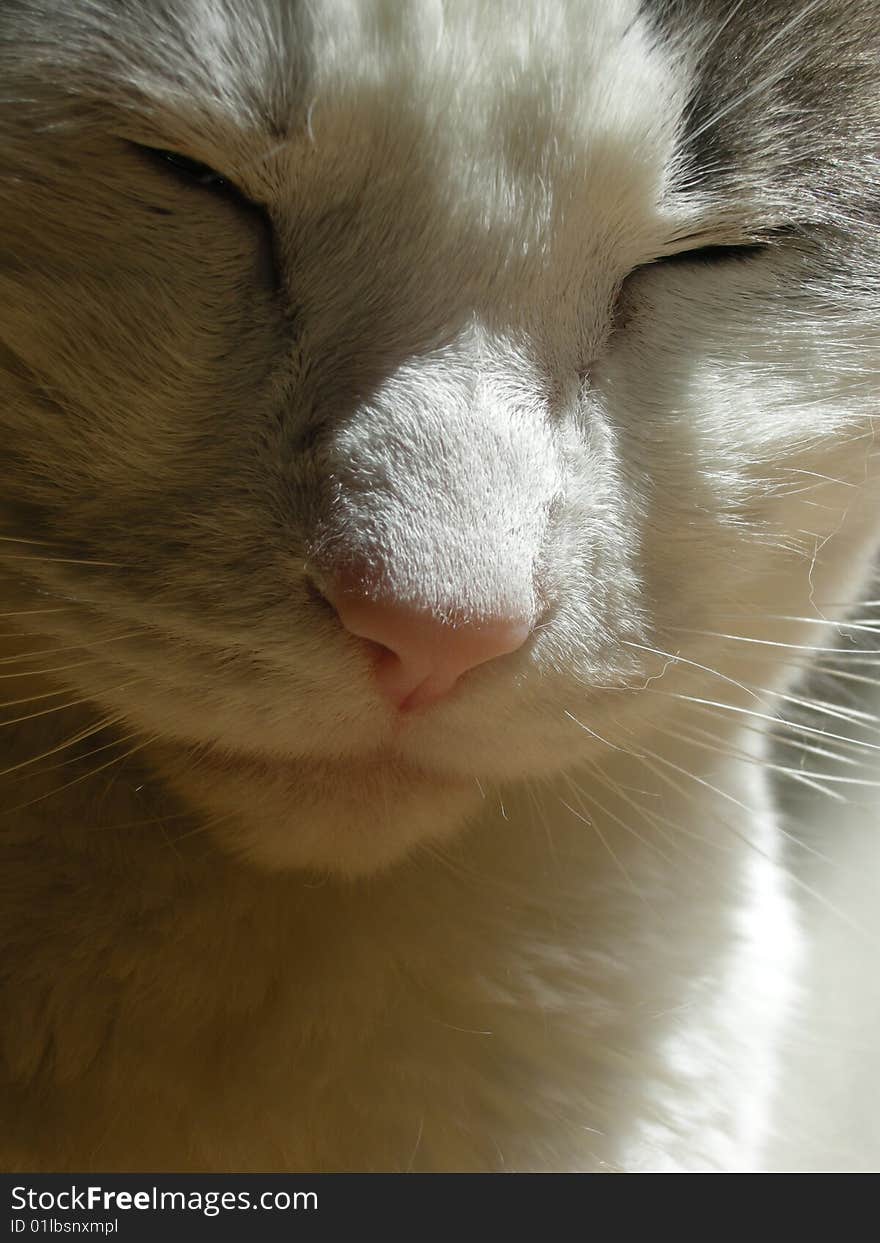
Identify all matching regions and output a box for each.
[2,0,879,875]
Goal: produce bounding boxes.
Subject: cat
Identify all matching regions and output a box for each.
[1,0,879,1173]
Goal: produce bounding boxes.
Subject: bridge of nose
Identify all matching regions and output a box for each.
[309,327,560,707]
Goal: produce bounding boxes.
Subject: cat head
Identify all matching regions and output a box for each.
[2,0,879,875]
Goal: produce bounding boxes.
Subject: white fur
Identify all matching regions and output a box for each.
[1,0,879,1171]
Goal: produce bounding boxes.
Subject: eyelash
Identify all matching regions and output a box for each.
[653,242,769,266]
[149,148,229,188]
[133,144,256,210]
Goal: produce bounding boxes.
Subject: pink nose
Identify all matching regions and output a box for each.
[329,590,531,711]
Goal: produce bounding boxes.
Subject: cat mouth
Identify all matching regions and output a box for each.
[168,737,484,877]
[193,739,467,789]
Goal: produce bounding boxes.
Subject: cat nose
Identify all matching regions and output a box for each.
[327,589,531,711]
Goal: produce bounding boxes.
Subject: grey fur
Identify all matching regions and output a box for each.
[1,0,879,1172]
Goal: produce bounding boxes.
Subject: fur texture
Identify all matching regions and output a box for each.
[1,0,879,1171]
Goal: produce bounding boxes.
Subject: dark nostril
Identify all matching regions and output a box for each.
[321,582,531,711]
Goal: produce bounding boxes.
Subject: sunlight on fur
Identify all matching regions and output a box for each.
[1,0,879,1172]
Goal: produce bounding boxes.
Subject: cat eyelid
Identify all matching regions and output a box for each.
[648,226,796,268]
[155,148,228,187]
[131,143,255,206]
[649,240,769,266]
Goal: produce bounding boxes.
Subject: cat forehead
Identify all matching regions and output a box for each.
[15,1,674,116]
[0,0,696,276]
[4,0,879,236]
[4,1,684,175]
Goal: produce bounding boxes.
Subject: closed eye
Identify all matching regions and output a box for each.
[130,143,278,288]
[149,148,229,188]
[131,143,257,211]
[652,241,769,266]
[650,226,799,268]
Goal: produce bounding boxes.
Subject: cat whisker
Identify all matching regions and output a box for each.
[0,552,123,568]
[0,685,80,712]
[649,715,850,805]
[667,625,880,656]
[28,727,146,778]
[525,779,559,865]
[661,715,880,869]
[0,607,79,619]
[620,639,764,702]
[0,629,148,665]
[603,639,880,738]
[0,689,135,732]
[0,533,85,549]
[0,708,132,781]
[772,732,865,769]
[625,735,879,941]
[0,657,125,681]
[557,787,654,909]
[637,686,880,753]
[160,808,240,849]
[2,730,158,818]
[716,697,877,765]
[701,698,880,760]
[813,667,880,691]
[562,709,637,753]
[571,761,688,865]
[816,600,880,609]
[703,613,880,633]
[774,467,859,489]
[84,807,200,835]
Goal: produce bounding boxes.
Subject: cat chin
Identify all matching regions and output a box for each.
[154,745,483,877]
